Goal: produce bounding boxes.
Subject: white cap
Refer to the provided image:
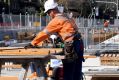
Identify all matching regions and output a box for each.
[44,0,58,13]
[106,20,109,22]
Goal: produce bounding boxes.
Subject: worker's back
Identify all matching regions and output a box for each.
[46,14,76,42]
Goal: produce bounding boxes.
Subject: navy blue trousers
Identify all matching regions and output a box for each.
[29,62,48,77]
[62,39,84,80]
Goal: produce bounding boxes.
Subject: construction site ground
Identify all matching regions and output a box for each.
[1,70,119,80]
[1,63,119,80]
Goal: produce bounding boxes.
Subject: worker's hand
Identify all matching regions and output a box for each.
[24,43,38,49]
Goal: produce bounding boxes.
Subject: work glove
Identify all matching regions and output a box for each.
[24,43,39,49]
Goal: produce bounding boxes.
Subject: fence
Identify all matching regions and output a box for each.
[79,27,119,53]
[0,14,119,52]
[0,14,119,29]
[0,14,51,30]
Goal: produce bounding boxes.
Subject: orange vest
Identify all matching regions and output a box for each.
[31,14,77,46]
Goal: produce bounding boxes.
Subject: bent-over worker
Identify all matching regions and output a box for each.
[25,0,84,80]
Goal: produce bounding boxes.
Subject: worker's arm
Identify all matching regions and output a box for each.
[31,18,62,46]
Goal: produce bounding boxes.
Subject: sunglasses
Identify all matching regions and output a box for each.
[47,10,52,14]
[47,9,52,14]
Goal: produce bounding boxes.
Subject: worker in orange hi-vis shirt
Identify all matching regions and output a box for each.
[25,0,84,80]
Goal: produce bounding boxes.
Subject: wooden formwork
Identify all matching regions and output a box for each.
[0,47,62,56]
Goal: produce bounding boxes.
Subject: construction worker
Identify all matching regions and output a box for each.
[25,0,84,80]
[103,20,110,32]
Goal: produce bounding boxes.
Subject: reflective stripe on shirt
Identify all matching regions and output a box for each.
[43,29,51,35]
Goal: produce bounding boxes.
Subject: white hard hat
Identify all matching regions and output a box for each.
[44,0,58,13]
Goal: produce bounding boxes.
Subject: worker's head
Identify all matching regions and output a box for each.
[44,0,59,18]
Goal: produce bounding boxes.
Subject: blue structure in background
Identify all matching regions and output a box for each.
[0,30,17,40]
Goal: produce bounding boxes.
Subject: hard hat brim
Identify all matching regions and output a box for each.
[44,2,58,13]
[44,10,48,13]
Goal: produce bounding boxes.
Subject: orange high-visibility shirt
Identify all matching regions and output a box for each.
[31,14,77,46]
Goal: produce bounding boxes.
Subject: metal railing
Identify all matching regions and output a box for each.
[79,27,119,53]
[0,14,50,30]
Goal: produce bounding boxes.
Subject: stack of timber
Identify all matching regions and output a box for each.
[92,31,117,42]
[100,50,119,66]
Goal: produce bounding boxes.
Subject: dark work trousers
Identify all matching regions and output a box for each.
[30,62,48,78]
[62,39,84,80]
[30,62,36,73]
